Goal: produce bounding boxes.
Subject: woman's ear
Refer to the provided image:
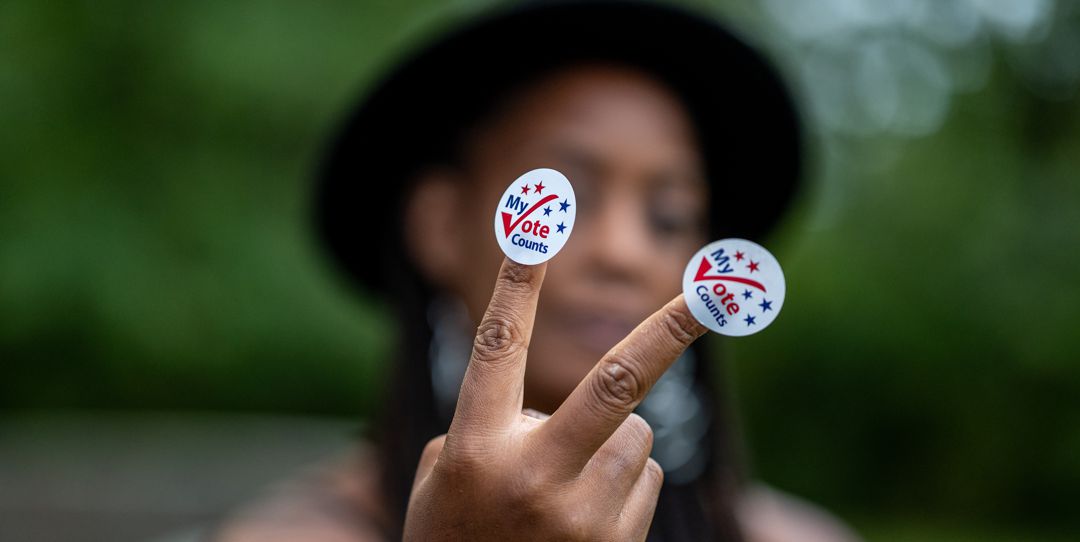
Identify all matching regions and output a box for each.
[404,169,466,291]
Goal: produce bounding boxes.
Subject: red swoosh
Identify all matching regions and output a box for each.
[501,194,560,237]
[693,257,766,292]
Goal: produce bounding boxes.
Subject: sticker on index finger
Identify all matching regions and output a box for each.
[682,239,786,337]
[493,168,576,265]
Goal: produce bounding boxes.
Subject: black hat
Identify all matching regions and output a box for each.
[315,0,803,295]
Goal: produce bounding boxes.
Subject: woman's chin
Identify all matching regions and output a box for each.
[522,310,642,410]
[522,342,612,413]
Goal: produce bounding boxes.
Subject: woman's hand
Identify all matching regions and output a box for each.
[404,258,707,541]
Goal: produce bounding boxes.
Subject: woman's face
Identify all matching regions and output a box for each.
[407,65,708,413]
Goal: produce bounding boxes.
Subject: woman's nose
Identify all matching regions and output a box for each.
[582,189,653,284]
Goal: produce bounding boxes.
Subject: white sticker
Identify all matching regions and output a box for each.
[493,168,576,265]
[682,239,785,337]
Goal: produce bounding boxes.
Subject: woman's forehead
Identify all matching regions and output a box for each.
[505,64,694,134]
[465,64,705,184]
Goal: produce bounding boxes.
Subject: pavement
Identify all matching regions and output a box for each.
[0,411,359,542]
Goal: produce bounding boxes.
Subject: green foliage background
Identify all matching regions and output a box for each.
[2,1,1078,539]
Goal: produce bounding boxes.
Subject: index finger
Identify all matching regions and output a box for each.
[531,295,707,474]
[448,257,546,437]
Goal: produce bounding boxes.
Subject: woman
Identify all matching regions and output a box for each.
[216,2,859,541]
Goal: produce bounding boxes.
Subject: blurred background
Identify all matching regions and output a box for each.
[2,1,1078,541]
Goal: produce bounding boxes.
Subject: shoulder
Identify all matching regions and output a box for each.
[737,483,863,542]
[211,442,389,542]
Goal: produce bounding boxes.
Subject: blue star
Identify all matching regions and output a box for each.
[758,298,772,312]
[744,314,756,326]
[556,222,566,234]
[559,199,571,212]
[742,289,753,300]
[543,206,552,216]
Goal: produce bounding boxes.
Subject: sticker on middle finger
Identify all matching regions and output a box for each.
[493,168,576,265]
[682,239,785,336]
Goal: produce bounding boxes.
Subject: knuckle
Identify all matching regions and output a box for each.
[439,447,485,479]
[590,356,647,413]
[499,260,536,287]
[603,446,641,475]
[472,313,523,363]
[644,458,664,485]
[437,434,491,476]
[597,415,654,471]
[505,469,559,521]
[512,466,549,499]
[421,435,446,459]
[659,305,703,346]
[624,414,655,451]
[555,506,598,541]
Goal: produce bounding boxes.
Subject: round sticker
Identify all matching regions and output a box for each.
[682,239,785,337]
[493,168,576,265]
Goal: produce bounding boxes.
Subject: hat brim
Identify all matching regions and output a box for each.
[315,1,803,295]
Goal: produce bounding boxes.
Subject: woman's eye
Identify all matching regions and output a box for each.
[649,209,700,236]
[646,174,707,239]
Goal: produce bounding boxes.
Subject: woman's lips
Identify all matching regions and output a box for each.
[545,307,640,355]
